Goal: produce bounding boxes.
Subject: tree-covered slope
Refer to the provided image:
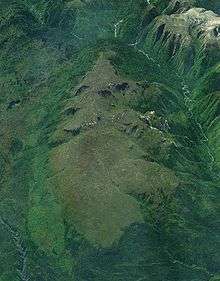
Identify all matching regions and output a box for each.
[0,1,219,281]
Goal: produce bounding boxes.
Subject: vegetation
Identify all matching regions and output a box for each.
[0,0,219,280]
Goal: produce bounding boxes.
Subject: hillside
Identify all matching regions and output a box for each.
[0,1,219,280]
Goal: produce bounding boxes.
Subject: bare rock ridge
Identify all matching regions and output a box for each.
[145,6,220,73]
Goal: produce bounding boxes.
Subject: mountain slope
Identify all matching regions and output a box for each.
[0,1,219,281]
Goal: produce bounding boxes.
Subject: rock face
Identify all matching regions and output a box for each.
[0,1,219,281]
[144,7,220,73]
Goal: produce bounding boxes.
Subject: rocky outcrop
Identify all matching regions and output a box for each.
[144,7,220,75]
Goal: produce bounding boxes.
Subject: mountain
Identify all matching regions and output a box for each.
[0,1,219,280]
